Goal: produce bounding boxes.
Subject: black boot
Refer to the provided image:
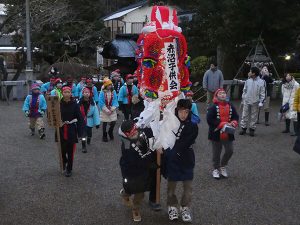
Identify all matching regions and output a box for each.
[65,169,72,177]
[108,127,114,140]
[239,128,247,135]
[265,112,270,126]
[102,132,108,142]
[108,122,116,140]
[249,128,255,137]
[30,128,35,136]
[87,137,91,145]
[38,128,46,139]
[282,119,291,133]
[108,130,114,140]
[82,139,87,153]
[291,121,298,136]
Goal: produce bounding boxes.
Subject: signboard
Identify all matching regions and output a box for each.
[164,40,180,92]
[46,96,62,127]
[46,95,63,172]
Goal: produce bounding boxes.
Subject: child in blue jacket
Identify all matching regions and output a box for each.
[186,91,201,124]
[118,74,138,120]
[79,87,100,152]
[22,83,47,139]
[78,77,99,104]
[98,78,119,142]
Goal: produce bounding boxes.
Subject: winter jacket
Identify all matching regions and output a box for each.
[131,95,145,119]
[119,128,155,178]
[113,79,124,95]
[165,118,198,181]
[22,94,47,117]
[118,84,138,104]
[41,82,55,94]
[207,102,239,142]
[282,79,299,120]
[203,69,224,92]
[262,75,274,97]
[75,82,86,97]
[58,99,84,143]
[79,100,100,128]
[98,90,119,122]
[293,88,300,112]
[50,88,63,100]
[242,76,266,105]
[79,86,99,104]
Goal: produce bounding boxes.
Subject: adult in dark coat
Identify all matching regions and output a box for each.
[207,88,239,179]
[57,86,84,177]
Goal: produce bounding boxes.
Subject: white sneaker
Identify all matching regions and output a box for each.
[220,167,228,178]
[180,206,192,222]
[168,206,179,221]
[212,169,220,179]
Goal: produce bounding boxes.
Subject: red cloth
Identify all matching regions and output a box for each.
[127,86,132,104]
[63,124,68,140]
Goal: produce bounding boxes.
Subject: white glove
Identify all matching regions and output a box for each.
[25,111,29,117]
[258,102,263,107]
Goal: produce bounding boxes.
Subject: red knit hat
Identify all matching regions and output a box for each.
[62,86,71,92]
[86,77,93,83]
[31,83,40,90]
[55,78,63,85]
[185,91,194,97]
[126,74,133,80]
[82,87,91,94]
[213,88,226,103]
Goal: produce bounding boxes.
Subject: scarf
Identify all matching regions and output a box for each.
[216,102,231,141]
[104,91,113,109]
[80,100,90,124]
[284,79,295,90]
[126,85,133,104]
[30,93,40,117]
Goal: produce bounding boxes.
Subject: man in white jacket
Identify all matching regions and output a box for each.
[239,67,266,137]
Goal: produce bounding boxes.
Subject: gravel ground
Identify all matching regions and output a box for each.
[0,100,299,225]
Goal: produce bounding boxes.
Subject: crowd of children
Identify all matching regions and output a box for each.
[22,65,300,223]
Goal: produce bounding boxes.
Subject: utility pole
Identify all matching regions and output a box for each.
[25,0,33,92]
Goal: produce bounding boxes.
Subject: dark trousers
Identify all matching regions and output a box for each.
[211,141,233,169]
[61,141,76,171]
[149,168,157,202]
[103,121,116,134]
[83,126,92,138]
[123,104,132,120]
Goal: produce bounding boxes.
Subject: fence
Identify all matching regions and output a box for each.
[0,80,43,101]
[0,79,282,101]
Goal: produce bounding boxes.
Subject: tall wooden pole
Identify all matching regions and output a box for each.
[156,151,161,204]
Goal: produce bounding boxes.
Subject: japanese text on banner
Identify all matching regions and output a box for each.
[165,41,179,92]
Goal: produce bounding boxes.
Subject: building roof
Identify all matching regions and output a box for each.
[103,0,148,21]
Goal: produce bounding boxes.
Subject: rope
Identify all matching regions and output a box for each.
[194,92,207,102]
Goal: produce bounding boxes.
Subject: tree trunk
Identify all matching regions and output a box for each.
[6,55,26,97]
